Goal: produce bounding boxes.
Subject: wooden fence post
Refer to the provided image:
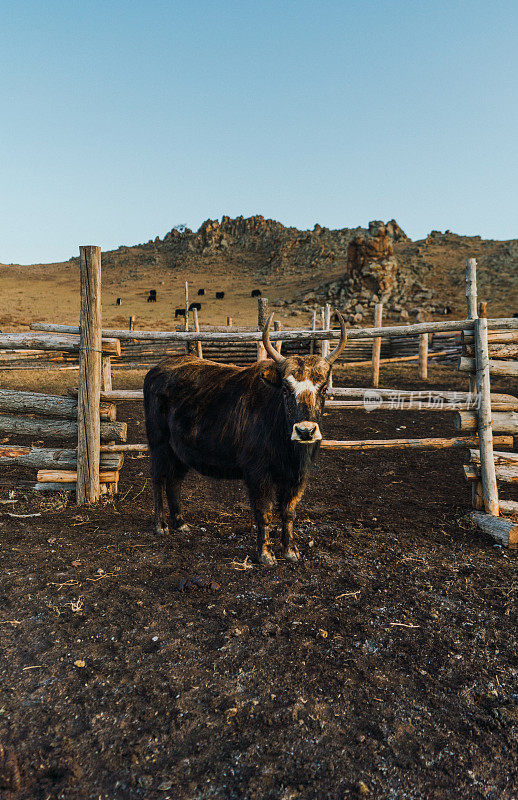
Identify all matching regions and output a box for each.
[274,320,283,354]
[192,307,203,359]
[129,315,135,331]
[475,302,499,515]
[371,303,383,388]
[102,356,112,392]
[466,258,478,394]
[418,333,428,380]
[184,281,189,354]
[310,310,317,355]
[77,245,102,505]
[257,298,268,361]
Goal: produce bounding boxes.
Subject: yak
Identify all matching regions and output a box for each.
[143,313,347,565]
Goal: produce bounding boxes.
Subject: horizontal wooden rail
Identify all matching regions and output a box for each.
[0,389,116,420]
[464,464,518,484]
[93,435,513,454]
[454,411,518,434]
[0,446,123,470]
[458,356,518,378]
[0,332,120,355]
[37,469,119,484]
[328,388,516,402]
[0,415,127,443]
[30,317,518,342]
[326,400,518,412]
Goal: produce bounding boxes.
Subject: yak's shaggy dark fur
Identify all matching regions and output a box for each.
[143,354,331,565]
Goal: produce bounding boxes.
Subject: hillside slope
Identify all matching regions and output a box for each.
[1,216,516,331]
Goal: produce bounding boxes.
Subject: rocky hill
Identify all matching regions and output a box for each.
[5,215,517,323]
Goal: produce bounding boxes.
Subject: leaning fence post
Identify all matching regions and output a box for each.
[474,302,499,515]
[77,245,102,505]
[192,307,203,359]
[257,297,268,361]
[371,303,383,387]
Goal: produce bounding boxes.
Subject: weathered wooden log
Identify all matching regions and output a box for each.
[328,388,517,402]
[464,463,518,484]
[326,400,518,412]
[470,511,518,547]
[30,482,110,494]
[77,245,102,504]
[100,443,149,452]
[418,332,428,380]
[468,449,518,466]
[0,332,119,354]
[340,350,454,367]
[192,307,203,359]
[29,316,518,341]
[371,303,383,388]
[0,414,127,442]
[102,355,113,391]
[257,298,268,361]
[462,330,518,344]
[69,388,143,402]
[464,342,518,359]
[454,411,518,434]
[458,356,518,377]
[37,469,119,484]
[0,389,116,420]
[0,446,123,470]
[465,258,478,319]
[320,435,513,450]
[499,500,518,516]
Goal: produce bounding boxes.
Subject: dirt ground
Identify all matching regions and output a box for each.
[0,364,517,800]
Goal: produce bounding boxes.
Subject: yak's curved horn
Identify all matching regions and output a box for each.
[262,313,286,364]
[326,311,347,365]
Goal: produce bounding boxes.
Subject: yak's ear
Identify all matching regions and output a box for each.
[261,363,282,387]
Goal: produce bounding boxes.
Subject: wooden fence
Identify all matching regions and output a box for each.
[1,251,517,543]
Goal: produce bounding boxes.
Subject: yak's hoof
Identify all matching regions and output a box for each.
[283,546,300,562]
[172,518,190,532]
[155,524,169,536]
[258,548,277,567]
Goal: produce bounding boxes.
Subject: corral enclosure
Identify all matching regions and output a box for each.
[0,253,517,799]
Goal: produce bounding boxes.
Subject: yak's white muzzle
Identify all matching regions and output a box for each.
[291,421,322,443]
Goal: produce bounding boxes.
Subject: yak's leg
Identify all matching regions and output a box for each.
[247,481,276,566]
[278,483,306,562]
[165,456,189,532]
[150,445,170,535]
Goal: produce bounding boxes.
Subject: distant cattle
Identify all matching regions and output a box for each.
[437,306,452,315]
[116,298,122,306]
[216,291,225,300]
[175,308,186,318]
[251,289,262,298]
[189,302,202,311]
[147,289,157,303]
[197,289,205,296]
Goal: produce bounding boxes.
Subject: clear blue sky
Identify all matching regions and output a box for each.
[2,0,517,264]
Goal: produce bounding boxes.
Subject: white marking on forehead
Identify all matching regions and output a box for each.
[286,375,317,397]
